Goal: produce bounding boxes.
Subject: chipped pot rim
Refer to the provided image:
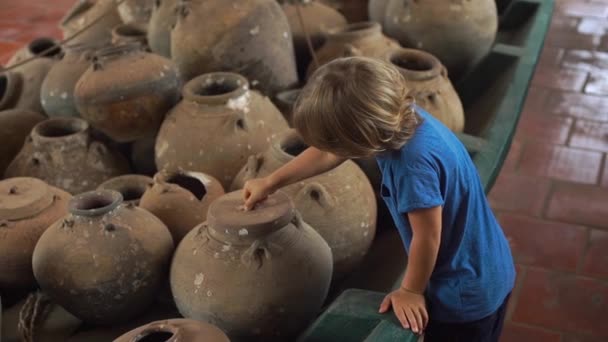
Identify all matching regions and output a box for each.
[182,72,249,106]
[385,47,442,81]
[69,190,123,217]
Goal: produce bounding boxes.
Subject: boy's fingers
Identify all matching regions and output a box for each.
[396,307,409,329]
[405,308,418,333]
[378,295,391,313]
[412,308,423,334]
[420,307,429,328]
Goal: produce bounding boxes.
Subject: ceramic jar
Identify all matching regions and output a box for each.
[97,174,153,206]
[140,170,224,243]
[385,48,465,132]
[32,190,174,325]
[321,0,369,22]
[0,109,45,174]
[147,0,179,57]
[4,117,131,195]
[115,319,230,342]
[111,23,148,46]
[40,43,98,118]
[60,0,123,45]
[117,0,154,24]
[74,43,181,142]
[231,130,376,278]
[6,37,62,67]
[155,72,289,189]
[369,0,498,79]
[307,21,400,77]
[170,0,298,95]
[130,135,157,176]
[0,178,71,291]
[281,1,346,77]
[171,191,332,340]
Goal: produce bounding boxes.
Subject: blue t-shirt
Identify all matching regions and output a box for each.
[375,107,515,323]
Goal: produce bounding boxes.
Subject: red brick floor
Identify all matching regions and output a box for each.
[1,0,606,341]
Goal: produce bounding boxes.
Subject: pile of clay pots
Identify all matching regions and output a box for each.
[0,0,498,340]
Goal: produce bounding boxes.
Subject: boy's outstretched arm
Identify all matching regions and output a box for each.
[243,147,346,210]
[379,206,442,334]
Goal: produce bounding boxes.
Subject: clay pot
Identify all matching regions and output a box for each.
[4,117,131,195]
[0,178,71,291]
[140,170,224,244]
[74,43,181,142]
[281,1,346,78]
[60,0,123,45]
[307,21,400,77]
[170,0,298,95]
[40,43,99,118]
[171,191,332,340]
[115,319,230,342]
[111,23,148,46]
[97,174,153,206]
[0,109,45,174]
[147,0,179,57]
[273,88,301,126]
[117,0,154,24]
[130,134,157,175]
[369,0,498,80]
[231,130,376,278]
[6,37,62,67]
[321,0,369,22]
[385,48,464,132]
[32,190,174,325]
[155,72,289,189]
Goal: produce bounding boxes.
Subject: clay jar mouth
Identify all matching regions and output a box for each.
[275,88,301,108]
[113,23,147,38]
[387,48,441,81]
[273,130,308,163]
[98,175,153,205]
[32,117,88,144]
[183,72,249,106]
[0,71,22,110]
[327,21,382,41]
[28,37,62,59]
[164,172,208,201]
[134,331,177,342]
[69,190,123,217]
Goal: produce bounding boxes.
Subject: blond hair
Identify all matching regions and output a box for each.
[293,57,419,158]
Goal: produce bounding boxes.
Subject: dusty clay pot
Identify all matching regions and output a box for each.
[4,117,131,195]
[273,88,301,126]
[147,0,179,57]
[130,134,157,175]
[111,23,148,46]
[307,21,400,77]
[281,1,346,78]
[74,43,181,142]
[170,0,298,95]
[0,109,45,174]
[0,178,71,291]
[155,72,289,189]
[369,0,498,79]
[140,170,224,244]
[117,0,154,24]
[171,191,332,340]
[40,43,99,118]
[321,0,369,22]
[231,130,376,278]
[385,48,464,132]
[60,0,123,45]
[32,190,174,325]
[115,319,230,342]
[6,37,62,67]
[97,174,153,206]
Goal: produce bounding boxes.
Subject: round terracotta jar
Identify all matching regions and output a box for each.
[41,43,99,118]
[97,174,153,206]
[32,190,174,325]
[147,0,179,58]
[111,23,148,47]
[60,0,122,45]
[171,191,332,340]
[115,319,230,342]
[74,43,181,143]
[281,1,346,78]
[155,72,289,189]
[0,109,45,174]
[4,117,131,195]
[321,0,369,22]
[140,170,225,244]
[0,178,71,291]
[170,0,298,95]
[369,0,498,79]
[307,21,399,77]
[385,48,465,132]
[231,130,377,279]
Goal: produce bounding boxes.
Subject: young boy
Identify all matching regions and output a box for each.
[242,57,515,341]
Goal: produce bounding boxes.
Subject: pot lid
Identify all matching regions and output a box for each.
[0,177,54,221]
[207,190,295,239]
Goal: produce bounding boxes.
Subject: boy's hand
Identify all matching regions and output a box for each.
[378,288,428,334]
[243,177,275,210]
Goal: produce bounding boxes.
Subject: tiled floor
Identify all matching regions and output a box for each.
[0,0,606,341]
